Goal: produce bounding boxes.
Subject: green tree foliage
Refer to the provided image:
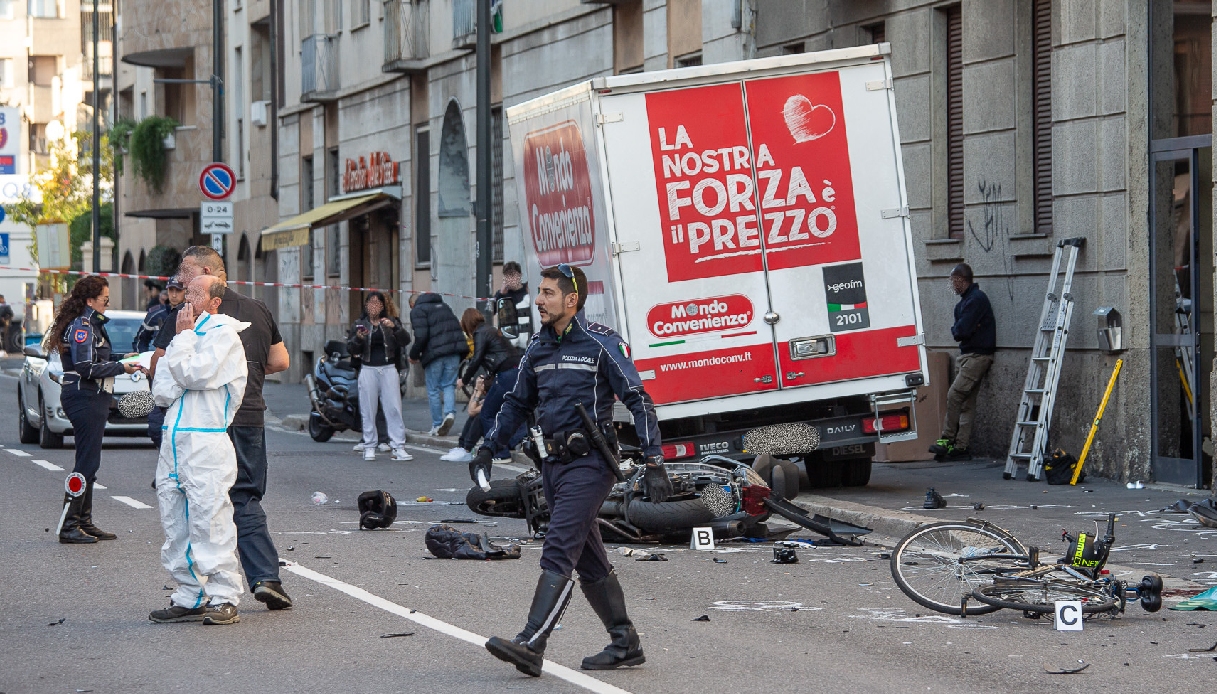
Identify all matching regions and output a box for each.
[69,202,115,269]
[128,116,178,194]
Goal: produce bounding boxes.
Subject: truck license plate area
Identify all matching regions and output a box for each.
[831,444,865,457]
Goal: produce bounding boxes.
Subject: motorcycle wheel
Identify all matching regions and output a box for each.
[466,479,527,518]
[626,498,717,532]
[308,414,334,443]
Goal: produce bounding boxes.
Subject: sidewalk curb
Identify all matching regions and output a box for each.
[791,494,1207,593]
[276,411,460,449]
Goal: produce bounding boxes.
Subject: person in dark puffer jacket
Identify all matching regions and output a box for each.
[408,292,468,436]
[458,309,524,461]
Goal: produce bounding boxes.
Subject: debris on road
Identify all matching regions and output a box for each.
[772,546,798,564]
[713,558,727,564]
[48,618,64,626]
[424,524,521,560]
[1126,481,1145,489]
[973,502,985,511]
[1187,642,1217,652]
[1171,586,1217,611]
[1042,661,1089,674]
[358,490,398,530]
[693,615,710,622]
[416,496,433,503]
[636,553,667,562]
[311,491,328,505]
[380,632,415,639]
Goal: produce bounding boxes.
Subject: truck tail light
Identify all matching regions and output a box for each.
[661,442,697,460]
[862,413,909,434]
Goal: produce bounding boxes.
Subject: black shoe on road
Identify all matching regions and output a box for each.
[486,636,545,677]
[149,603,208,623]
[253,581,293,610]
[928,438,953,456]
[202,603,240,625]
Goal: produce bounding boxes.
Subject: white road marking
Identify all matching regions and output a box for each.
[30,459,64,471]
[111,496,152,509]
[283,562,633,694]
[6,449,31,457]
[94,483,106,490]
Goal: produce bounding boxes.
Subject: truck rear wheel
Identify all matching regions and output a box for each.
[842,459,872,487]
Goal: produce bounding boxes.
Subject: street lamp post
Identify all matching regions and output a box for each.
[475,0,492,315]
[90,0,100,273]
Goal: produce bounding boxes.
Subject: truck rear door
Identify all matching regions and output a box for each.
[596,51,923,406]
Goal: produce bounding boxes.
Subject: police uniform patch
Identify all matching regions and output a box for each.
[73,329,89,343]
[618,342,631,359]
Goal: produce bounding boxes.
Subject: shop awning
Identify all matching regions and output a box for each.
[260,192,394,250]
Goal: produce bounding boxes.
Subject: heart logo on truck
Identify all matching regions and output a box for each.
[782,94,835,143]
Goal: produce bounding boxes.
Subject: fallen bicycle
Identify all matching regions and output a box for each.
[466,453,872,545]
[888,513,1163,618]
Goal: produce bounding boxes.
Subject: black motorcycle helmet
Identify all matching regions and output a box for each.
[358,490,398,530]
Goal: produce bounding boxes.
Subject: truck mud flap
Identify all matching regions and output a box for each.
[763,497,871,546]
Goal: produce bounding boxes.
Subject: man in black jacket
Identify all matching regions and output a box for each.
[929,263,996,461]
[408,292,468,436]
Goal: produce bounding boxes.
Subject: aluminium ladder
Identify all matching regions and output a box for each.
[1004,237,1086,481]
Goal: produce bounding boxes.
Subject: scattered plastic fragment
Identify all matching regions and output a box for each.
[772,546,798,564]
[416,496,434,503]
[315,555,332,559]
[973,502,985,511]
[636,553,667,562]
[48,618,64,626]
[693,615,710,622]
[1126,481,1145,489]
[1043,661,1089,674]
[1187,642,1217,653]
[312,492,328,505]
[380,632,415,639]
[617,547,639,557]
[713,558,728,564]
[1030,505,1038,510]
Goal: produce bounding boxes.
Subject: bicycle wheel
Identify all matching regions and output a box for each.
[970,578,1119,615]
[890,522,1027,615]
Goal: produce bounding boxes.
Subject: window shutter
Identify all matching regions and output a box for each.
[1032,0,1052,234]
[946,5,963,240]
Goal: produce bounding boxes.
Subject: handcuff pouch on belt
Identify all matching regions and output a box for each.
[526,427,603,466]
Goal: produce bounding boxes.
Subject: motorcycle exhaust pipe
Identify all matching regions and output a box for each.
[708,519,746,539]
[304,374,320,412]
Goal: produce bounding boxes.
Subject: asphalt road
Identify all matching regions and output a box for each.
[1,372,1214,694]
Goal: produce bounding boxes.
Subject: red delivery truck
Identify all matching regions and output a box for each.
[506,44,927,487]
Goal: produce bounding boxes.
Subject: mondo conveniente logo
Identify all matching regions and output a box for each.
[647,295,754,338]
[522,120,596,267]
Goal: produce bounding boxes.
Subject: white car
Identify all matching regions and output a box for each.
[18,309,152,448]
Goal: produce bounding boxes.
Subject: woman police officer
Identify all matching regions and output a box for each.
[49,276,142,544]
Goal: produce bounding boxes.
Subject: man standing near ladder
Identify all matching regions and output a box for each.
[930,263,996,461]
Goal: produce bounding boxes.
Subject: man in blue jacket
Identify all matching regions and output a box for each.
[470,264,672,677]
[929,263,996,461]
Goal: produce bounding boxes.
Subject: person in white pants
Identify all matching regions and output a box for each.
[148,276,249,626]
[347,292,412,462]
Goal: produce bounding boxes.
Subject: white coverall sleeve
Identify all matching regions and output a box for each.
[163,323,248,392]
[151,368,185,407]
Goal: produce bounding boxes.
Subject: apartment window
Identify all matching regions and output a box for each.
[251,22,272,101]
[415,127,430,265]
[352,0,369,29]
[299,0,315,39]
[28,56,56,86]
[612,0,643,75]
[667,0,701,69]
[27,0,58,18]
[865,21,886,45]
[302,155,315,280]
[234,46,245,179]
[945,5,963,240]
[675,52,702,68]
[491,106,503,262]
[0,1,14,20]
[1032,0,1052,234]
[0,59,11,88]
[323,0,340,34]
[325,147,340,276]
[29,123,47,154]
[139,90,148,119]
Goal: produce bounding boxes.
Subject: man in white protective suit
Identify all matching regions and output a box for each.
[148,275,250,626]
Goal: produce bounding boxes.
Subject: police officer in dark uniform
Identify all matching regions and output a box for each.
[471,264,673,677]
[48,276,141,544]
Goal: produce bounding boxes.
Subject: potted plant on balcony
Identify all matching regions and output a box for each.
[108,117,136,175]
[128,116,179,194]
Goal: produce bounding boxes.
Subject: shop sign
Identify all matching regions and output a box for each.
[343,152,400,194]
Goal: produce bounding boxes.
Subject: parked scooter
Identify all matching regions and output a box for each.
[305,340,361,442]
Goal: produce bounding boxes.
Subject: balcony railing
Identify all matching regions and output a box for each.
[301,34,339,101]
[452,0,475,49]
[383,0,429,72]
[82,55,114,81]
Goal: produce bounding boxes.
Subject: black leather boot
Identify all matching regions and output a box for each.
[58,493,98,544]
[485,571,573,677]
[79,481,116,540]
[580,571,645,670]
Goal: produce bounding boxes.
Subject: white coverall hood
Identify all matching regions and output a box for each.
[153,311,250,609]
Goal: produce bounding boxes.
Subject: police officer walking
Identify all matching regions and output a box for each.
[471,264,673,677]
[48,277,142,544]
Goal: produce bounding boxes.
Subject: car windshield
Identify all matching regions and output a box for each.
[103,317,143,353]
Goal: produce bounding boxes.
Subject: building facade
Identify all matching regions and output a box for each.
[259,0,1212,486]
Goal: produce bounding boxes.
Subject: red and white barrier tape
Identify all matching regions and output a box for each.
[4,267,492,302]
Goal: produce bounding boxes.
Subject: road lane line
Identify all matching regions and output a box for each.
[30,459,64,471]
[94,483,106,489]
[111,496,152,509]
[7,449,31,457]
[282,561,633,694]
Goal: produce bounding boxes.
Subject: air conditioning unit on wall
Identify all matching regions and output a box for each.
[251,100,270,127]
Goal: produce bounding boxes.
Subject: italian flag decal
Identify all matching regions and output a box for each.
[827,302,867,311]
[619,342,631,359]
